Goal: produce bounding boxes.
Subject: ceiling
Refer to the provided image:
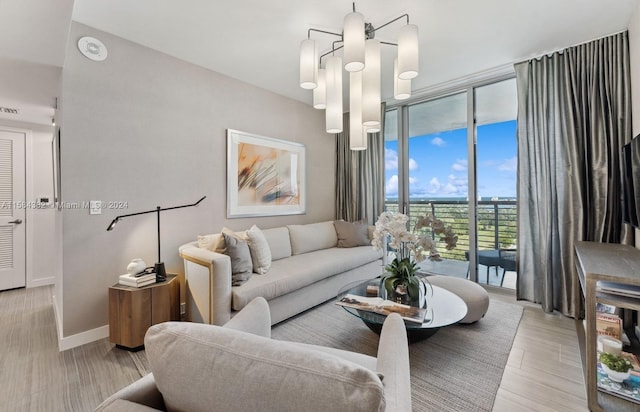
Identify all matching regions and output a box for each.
[0,0,639,125]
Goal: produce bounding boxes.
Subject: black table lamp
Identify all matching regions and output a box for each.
[107,195,206,281]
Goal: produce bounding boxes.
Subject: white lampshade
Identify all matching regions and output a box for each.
[349,72,367,150]
[299,39,317,89]
[362,39,381,132]
[343,12,365,72]
[313,68,326,109]
[394,58,411,100]
[397,24,419,80]
[325,56,343,134]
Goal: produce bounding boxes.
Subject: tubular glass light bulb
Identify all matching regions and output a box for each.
[397,24,419,80]
[362,39,380,130]
[394,58,411,100]
[313,68,326,109]
[349,71,366,150]
[299,39,317,89]
[343,12,365,72]
[325,56,343,133]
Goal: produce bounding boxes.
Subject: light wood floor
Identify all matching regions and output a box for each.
[1,284,587,411]
[491,289,589,411]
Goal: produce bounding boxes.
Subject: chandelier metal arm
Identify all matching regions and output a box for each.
[307,28,342,39]
[371,13,410,34]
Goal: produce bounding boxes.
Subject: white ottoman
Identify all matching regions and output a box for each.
[424,275,490,324]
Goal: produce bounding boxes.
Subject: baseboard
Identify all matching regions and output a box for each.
[57,323,109,352]
[28,276,55,288]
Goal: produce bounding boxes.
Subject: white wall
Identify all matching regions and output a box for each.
[59,22,335,344]
[628,4,640,248]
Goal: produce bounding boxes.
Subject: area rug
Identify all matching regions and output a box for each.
[128,298,522,412]
[271,298,523,412]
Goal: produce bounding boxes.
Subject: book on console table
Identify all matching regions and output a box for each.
[118,273,156,288]
[336,294,427,324]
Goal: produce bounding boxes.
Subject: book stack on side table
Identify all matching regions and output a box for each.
[118,273,156,287]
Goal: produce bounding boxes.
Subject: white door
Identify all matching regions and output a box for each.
[0,129,25,291]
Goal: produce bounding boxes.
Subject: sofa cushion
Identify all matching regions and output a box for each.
[287,221,338,255]
[223,233,253,286]
[232,246,383,310]
[145,322,385,412]
[334,220,370,247]
[262,227,291,261]
[246,225,271,274]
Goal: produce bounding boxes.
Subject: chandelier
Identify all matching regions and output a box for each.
[299,3,419,150]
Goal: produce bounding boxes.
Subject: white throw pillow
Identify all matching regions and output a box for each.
[246,225,272,275]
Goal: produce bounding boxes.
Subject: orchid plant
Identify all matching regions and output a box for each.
[372,211,458,303]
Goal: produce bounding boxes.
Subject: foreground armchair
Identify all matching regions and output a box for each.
[96,297,411,412]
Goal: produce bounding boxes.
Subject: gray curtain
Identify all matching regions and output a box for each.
[515,31,633,317]
[335,103,386,225]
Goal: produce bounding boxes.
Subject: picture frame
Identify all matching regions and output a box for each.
[227,129,306,218]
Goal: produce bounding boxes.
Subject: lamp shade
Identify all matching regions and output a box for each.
[299,39,317,89]
[343,12,365,72]
[397,24,419,80]
[313,68,326,109]
[325,56,343,133]
[349,71,367,150]
[362,39,381,132]
[394,58,411,100]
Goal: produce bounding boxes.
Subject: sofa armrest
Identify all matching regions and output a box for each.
[222,296,271,338]
[179,245,232,325]
[376,314,412,412]
[95,373,165,411]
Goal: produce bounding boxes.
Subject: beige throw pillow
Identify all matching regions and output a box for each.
[197,233,225,252]
[334,220,370,248]
[246,225,272,275]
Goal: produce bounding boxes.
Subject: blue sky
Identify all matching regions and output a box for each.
[385,120,517,199]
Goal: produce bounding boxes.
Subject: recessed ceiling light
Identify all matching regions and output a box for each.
[77,36,108,62]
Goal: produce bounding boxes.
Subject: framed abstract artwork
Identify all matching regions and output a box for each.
[227,129,306,218]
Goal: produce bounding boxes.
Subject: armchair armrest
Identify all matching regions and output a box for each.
[222,296,271,338]
[95,373,165,411]
[376,313,412,412]
[179,244,232,325]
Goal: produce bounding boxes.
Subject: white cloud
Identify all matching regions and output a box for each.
[452,159,467,171]
[384,148,419,171]
[431,137,446,147]
[386,175,399,196]
[385,148,398,170]
[425,174,467,196]
[498,156,517,172]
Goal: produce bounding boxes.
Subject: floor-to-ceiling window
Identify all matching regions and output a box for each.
[384,77,517,289]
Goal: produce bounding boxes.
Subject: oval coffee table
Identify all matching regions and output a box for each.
[337,278,468,342]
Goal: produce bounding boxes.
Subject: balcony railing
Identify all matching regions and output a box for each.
[384,200,517,262]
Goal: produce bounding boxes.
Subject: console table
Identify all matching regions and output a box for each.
[109,274,180,350]
[575,241,640,411]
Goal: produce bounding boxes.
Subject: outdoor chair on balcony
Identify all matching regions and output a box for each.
[464,249,502,284]
[498,248,516,287]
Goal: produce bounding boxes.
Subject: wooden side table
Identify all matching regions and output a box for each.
[109,274,179,351]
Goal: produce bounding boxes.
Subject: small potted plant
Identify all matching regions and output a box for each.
[372,211,457,305]
[600,352,632,382]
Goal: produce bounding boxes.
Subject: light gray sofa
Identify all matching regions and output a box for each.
[179,221,384,325]
[95,297,412,412]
